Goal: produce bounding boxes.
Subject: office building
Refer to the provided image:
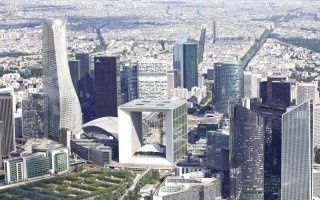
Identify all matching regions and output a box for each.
[71,139,112,166]
[94,56,121,117]
[206,129,229,171]
[197,113,223,138]
[260,76,291,107]
[4,146,69,184]
[167,69,179,98]
[22,93,46,139]
[121,62,139,103]
[251,100,286,199]
[75,53,90,78]
[296,81,319,105]
[230,104,265,200]
[137,60,167,100]
[0,91,16,160]
[153,172,222,200]
[244,71,261,98]
[214,63,244,115]
[173,37,198,90]
[198,27,206,63]
[42,19,83,140]
[118,99,187,166]
[78,73,95,123]
[281,100,320,200]
[183,42,198,90]
[68,60,80,94]
[213,20,218,43]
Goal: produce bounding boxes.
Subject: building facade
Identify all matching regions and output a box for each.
[0,91,16,160]
[214,63,244,115]
[68,60,80,94]
[230,105,265,200]
[137,60,167,100]
[42,19,83,140]
[94,56,121,117]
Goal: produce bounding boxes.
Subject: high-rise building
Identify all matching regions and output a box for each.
[137,60,167,100]
[183,42,198,90]
[42,19,83,141]
[214,63,244,115]
[244,71,261,98]
[0,91,16,161]
[281,100,320,200]
[251,100,286,199]
[230,104,264,200]
[213,20,218,43]
[259,76,291,107]
[173,36,198,90]
[121,62,139,103]
[198,27,206,63]
[206,129,229,171]
[94,56,121,117]
[78,73,95,123]
[75,53,90,78]
[68,60,80,94]
[296,81,319,105]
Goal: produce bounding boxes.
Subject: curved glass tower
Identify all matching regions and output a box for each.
[214,63,244,115]
[42,19,82,140]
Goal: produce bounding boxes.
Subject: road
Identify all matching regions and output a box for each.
[119,168,151,200]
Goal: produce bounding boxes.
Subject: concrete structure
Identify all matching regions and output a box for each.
[153,172,222,200]
[0,90,15,161]
[296,81,319,105]
[94,56,121,117]
[214,63,244,115]
[281,100,320,200]
[118,99,187,166]
[137,60,167,100]
[197,113,223,138]
[42,19,83,140]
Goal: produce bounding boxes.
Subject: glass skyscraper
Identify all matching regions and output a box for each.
[230,104,264,200]
[42,19,83,140]
[281,100,320,200]
[214,63,244,115]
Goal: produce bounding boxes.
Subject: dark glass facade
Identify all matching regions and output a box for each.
[68,60,80,94]
[183,42,198,90]
[94,56,120,117]
[75,53,90,78]
[230,105,264,200]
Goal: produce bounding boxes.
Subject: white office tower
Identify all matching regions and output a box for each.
[153,172,222,200]
[243,71,261,98]
[42,19,82,141]
[296,81,319,105]
[281,100,320,200]
[137,60,168,100]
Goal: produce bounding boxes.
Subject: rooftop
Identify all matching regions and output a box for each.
[119,99,186,110]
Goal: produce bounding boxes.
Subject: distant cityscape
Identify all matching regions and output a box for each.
[0,0,320,200]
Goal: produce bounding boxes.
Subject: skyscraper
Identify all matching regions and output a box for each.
[198,27,206,63]
[244,71,261,98]
[0,90,16,161]
[75,53,90,78]
[94,56,121,118]
[68,60,80,94]
[230,104,264,200]
[137,59,167,100]
[281,100,320,200]
[183,42,198,90]
[296,81,319,105]
[42,19,83,140]
[213,20,218,43]
[259,76,291,107]
[214,63,244,115]
[22,92,46,139]
[173,36,198,90]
